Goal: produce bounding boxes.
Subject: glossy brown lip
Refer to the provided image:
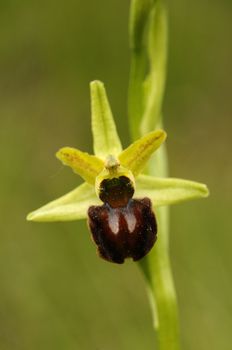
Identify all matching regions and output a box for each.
[99,175,135,208]
[88,175,157,264]
[88,197,157,264]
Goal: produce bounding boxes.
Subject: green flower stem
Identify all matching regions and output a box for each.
[141,2,168,135]
[129,0,152,140]
[142,145,180,350]
[128,50,147,140]
[129,1,181,349]
[141,207,180,350]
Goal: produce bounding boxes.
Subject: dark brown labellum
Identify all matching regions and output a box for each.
[99,175,134,208]
[88,176,157,264]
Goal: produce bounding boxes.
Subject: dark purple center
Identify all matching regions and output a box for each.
[99,176,134,208]
[88,197,157,264]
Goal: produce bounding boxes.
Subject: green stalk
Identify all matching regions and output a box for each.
[128,0,152,140]
[128,1,181,349]
[128,50,147,140]
[141,144,180,350]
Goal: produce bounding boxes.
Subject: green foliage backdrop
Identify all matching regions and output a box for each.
[0,1,231,349]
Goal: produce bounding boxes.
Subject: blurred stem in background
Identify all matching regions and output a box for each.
[129,1,180,349]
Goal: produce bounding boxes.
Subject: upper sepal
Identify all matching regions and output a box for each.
[90,81,122,158]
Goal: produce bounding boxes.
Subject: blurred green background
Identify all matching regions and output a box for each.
[0,0,231,349]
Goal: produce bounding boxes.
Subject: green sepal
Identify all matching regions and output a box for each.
[119,129,166,177]
[56,147,104,185]
[27,183,100,222]
[135,174,209,206]
[90,80,122,158]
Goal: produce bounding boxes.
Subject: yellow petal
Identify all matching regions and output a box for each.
[56,147,104,184]
[119,129,166,177]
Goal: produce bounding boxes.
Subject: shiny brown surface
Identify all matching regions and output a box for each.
[88,198,157,264]
[99,176,134,208]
